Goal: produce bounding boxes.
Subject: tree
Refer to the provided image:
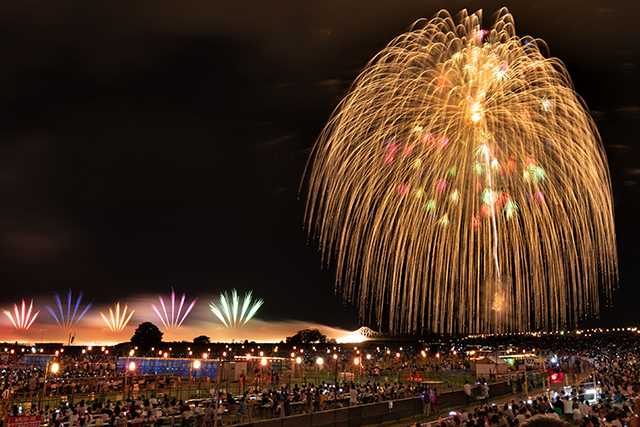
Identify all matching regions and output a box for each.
[130,322,163,350]
[193,335,210,345]
[285,328,327,344]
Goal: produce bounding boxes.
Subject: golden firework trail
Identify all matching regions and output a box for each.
[100,302,135,332]
[305,9,617,334]
[4,299,39,331]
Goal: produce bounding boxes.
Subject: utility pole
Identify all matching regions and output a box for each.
[213,360,223,427]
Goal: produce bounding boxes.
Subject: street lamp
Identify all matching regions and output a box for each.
[191,360,201,382]
[125,361,136,399]
[260,358,267,386]
[316,358,323,384]
[354,357,361,381]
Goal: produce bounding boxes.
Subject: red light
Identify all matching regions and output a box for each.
[551,373,557,380]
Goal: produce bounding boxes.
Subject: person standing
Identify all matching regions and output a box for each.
[430,388,440,416]
[349,386,358,407]
[423,388,431,415]
[464,380,472,407]
[481,381,490,406]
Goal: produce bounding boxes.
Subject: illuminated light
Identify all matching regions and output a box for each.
[318,12,601,331]
[436,214,449,227]
[435,179,449,194]
[129,350,135,356]
[128,361,136,372]
[541,95,556,113]
[202,353,208,359]
[473,162,484,175]
[209,289,263,330]
[151,288,197,332]
[100,302,135,332]
[316,358,324,365]
[495,64,510,81]
[259,351,264,357]
[101,347,105,351]
[503,199,519,219]
[50,363,59,374]
[290,352,295,358]
[105,350,109,354]
[163,352,168,358]
[159,350,163,355]
[421,351,426,358]
[333,354,338,360]
[396,353,401,358]
[46,289,93,332]
[354,357,360,365]
[436,353,440,359]
[471,112,481,122]
[193,360,201,369]
[87,346,92,351]
[296,357,302,364]
[482,189,498,205]
[424,200,436,213]
[366,354,371,360]
[4,299,40,331]
[533,192,545,203]
[260,358,267,366]
[222,352,227,357]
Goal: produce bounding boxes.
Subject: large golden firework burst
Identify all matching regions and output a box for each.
[305,9,617,334]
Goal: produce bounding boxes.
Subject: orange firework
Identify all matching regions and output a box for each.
[100,302,134,332]
[5,299,39,331]
[305,9,617,334]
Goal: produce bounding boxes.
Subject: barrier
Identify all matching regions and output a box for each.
[238,381,512,427]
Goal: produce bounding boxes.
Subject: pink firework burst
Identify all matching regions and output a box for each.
[5,299,40,331]
[151,288,198,331]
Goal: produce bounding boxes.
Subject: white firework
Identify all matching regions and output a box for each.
[209,289,263,330]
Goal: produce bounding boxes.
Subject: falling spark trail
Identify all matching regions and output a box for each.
[305,8,617,334]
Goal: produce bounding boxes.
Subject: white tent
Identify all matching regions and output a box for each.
[471,356,509,375]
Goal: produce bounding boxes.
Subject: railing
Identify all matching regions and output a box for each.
[0,369,490,419]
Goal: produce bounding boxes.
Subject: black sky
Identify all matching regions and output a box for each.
[0,0,638,334]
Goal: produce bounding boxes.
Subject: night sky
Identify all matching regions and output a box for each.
[0,1,638,343]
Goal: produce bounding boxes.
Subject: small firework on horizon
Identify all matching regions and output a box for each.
[4,299,39,331]
[46,290,93,332]
[100,302,135,332]
[151,288,197,332]
[210,289,263,330]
